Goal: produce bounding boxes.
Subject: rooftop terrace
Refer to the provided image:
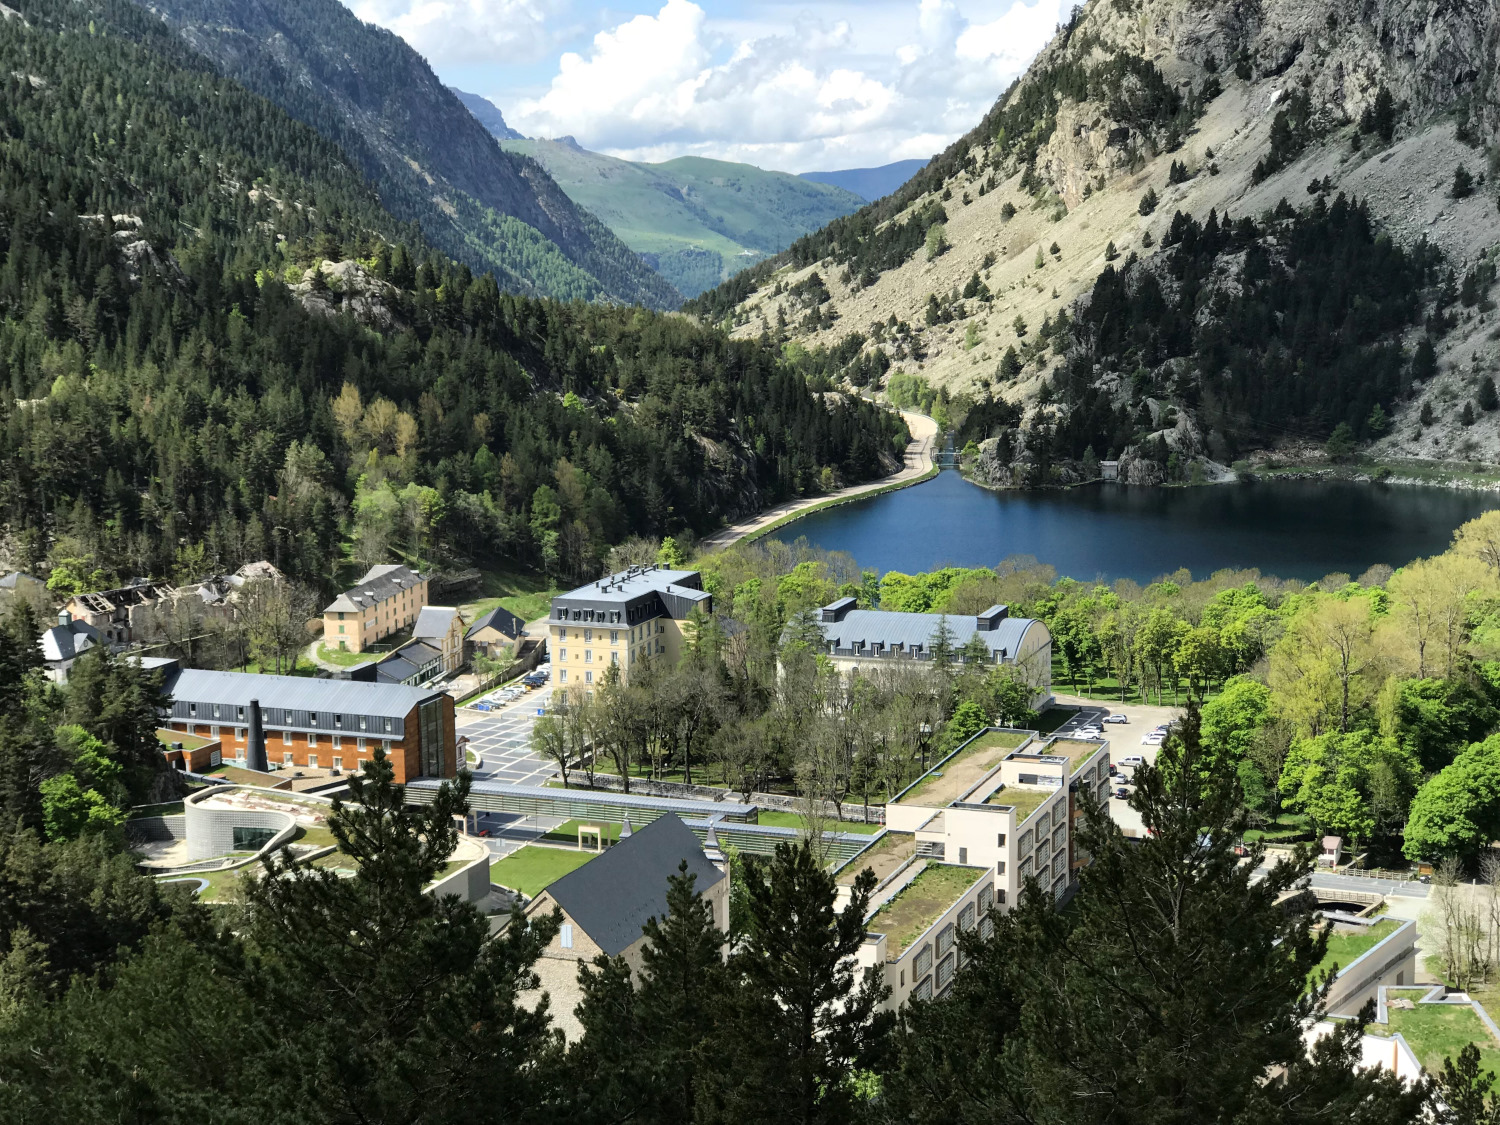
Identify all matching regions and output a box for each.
[984,785,1053,822]
[1043,738,1106,774]
[899,729,1033,807]
[868,863,986,956]
[836,832,916,887]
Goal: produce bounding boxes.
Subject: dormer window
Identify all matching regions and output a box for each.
[309,712,318,726]
[334,714,343,728]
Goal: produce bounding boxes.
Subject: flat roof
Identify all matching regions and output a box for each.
[985,785,1052,822]
[836,831,916,886]
[899,729,1033,807]
[157,728,214,750]
[1043,738,1106,774]
[868,864,986,956]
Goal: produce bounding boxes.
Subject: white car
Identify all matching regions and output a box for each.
[1103,714,1128,724]
[1076,726,1102,739]
[1118,754,1145,768]
[1141,733,1165,746]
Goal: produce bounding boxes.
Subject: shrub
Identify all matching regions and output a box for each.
[1138,188,1159,215]
[1453,165,1475,199]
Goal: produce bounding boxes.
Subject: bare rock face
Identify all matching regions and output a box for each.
[292,260,398,329]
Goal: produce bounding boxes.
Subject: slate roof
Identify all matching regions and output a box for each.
[40,619,101,663]
[540,813,724,956]
[323,564,424,615]
[412,606,459,640]
[375,639,443,684]
[467,605,526,639]
[812,608,1046,662]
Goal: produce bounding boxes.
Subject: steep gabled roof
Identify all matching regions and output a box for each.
[541,813,723,956]
[466,605,526,639]
[323,564,424,615]
[413,606,460,640]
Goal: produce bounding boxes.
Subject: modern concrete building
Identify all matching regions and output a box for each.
[322,564,429,653]
[524,813,727,1039]
[851,727,1111,1009]
[548,565,711,699]
[160,668,457,784]
[806,599,1053,707]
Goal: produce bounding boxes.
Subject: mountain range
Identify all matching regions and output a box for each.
[139,0,679,308]
[446,91,867,298]
[688,0,1500,476]
[799,160,929,203]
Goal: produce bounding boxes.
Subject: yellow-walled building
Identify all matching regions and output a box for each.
[322,564,429,653]
[549,565,711,699]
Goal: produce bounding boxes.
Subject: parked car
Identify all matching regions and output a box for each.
[1076,725,1102,738]
[1103,713,1128,724]
[1119,754,1145,768]
[1108,763,1118,776]
[1141,734,1165,746]
[1114,787,1130,799]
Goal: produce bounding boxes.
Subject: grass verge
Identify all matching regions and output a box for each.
[490,846,595,897]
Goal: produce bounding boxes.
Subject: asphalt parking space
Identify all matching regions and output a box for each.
[457,685,558,787]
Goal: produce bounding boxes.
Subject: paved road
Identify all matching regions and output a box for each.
[697,410,937,551]
[458,685,559,787]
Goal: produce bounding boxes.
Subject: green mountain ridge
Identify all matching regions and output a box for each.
[136,0,681,309]
[497,138,865,298]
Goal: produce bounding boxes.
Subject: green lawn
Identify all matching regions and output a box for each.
[1310,918,1402,985]
[1049,655,1223,707]
[869,864,985,955]
[461,566,559,628]
[756,810,882,834]
[1369,996,1500,1079]
[1243,811,1313,844]
[316,643,381,668]
[490,846,596,897]
[542,818,624,847]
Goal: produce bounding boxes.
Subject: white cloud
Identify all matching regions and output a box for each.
[352,0,1071,170]
[348,0,576,66]
[505,0,1069,170]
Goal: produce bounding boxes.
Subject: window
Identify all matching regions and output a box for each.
[913,944,932,979]
[959,903,975,932]
[384,718,392,732]
[334,714,343,728]
[912,977,933,1001]
[584,649,592,663]
[382,740,392,753]
[559,648,567,661]
[1018,830,1032,854]
[560,924,574,949]
[339,624,345,634]
[584,629,592,643]
[997,861,1007,875]
[283,752,294,765]
[899,970,905,987]
[308,733,318,748]
[308,755,318,769]
[957,846,967,865]
[358,737,367,751]
[332,735,342,750]
[233,826,277,851]
[360,716,368,731]
[978,884,993,911]
[309,712,318,726]
[996,833,1007,847]
[235,728,246,742]
[585,671,593,684]
[189,704,197,718]
[611,652,618,665]
[936,924,954,957]
[560,669,568,683]
[610,630,618,643]
[282,730,291,745]
[997,889,1007,904]
[558,627,567,639]
[936,953,955,989]
[333,757,343,771]
[237,706,245,721]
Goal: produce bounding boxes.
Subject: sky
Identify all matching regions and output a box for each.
[343,0,1069,173]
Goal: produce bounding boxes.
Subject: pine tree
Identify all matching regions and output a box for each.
[1479,376,1498,412]
[699,843,891,1125]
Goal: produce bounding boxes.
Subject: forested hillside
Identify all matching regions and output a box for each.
[498,140,865,298]
[0,0,906,594]
[689,0,1500,473]
[137,0,681,309]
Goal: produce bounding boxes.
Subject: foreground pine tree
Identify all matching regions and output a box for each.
[883,707,1430,1125]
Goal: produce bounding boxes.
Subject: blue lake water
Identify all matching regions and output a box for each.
[775,471,1500,583]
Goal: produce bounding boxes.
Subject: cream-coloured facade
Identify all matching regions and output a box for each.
[850,727,1111,1009]
[548,565,710,699]
[322,564,429,653]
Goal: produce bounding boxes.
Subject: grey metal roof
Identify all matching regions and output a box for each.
[165,668,442,720]
[409,778,758,820]
[323,564,424,615]
[540,814,724,956]
[467,606,526,639]
[412,606,458,640]
[812,608,1046,662]
[550,566,710,624]
[375,640,442,684]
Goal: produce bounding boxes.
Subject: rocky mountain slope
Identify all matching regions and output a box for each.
[495,139,864,297]
[136,0,680,309]
[691,0,1500,472]
[450,88,524,140]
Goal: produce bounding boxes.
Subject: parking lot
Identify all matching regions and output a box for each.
[457,683,558,788]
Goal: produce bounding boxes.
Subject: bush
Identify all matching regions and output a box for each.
[1420,401,1436,426]
[1463,402,1477,426]
[1452,165,1475,200]
[1104,240,1119,261]
[1000,201,1016,221]
[925,222,948,260]
[1138,188,1159,215]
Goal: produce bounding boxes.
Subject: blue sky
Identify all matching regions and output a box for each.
[344,0,1069,172]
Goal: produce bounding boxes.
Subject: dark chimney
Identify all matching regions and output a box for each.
[246,698,269,772]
